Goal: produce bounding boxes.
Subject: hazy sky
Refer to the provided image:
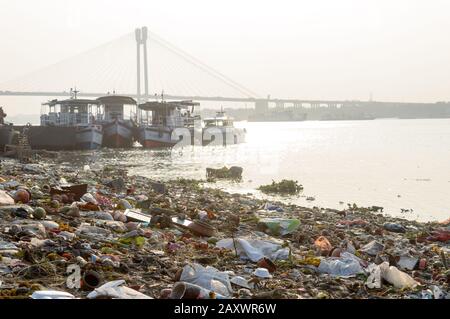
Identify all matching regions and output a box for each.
[1,0,449,102]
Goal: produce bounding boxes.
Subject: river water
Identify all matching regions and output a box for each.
[56,119,450,222]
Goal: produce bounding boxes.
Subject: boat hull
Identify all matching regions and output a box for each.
[75,126,103,150]
[15,126,77,151]
[0,125,15,150]
[102,121,133,148]
[139,127,178,149]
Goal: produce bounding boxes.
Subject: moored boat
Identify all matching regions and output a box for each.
[96,96,137,148]
[138,99,200,148]
[102,120,134,148]
[0,125,15,150]
[40,91,103,150]
[0,107,16,150]
[23,126,76,151]
[139,126,178,148]
[75,124,103,150]
[202,109,246,146]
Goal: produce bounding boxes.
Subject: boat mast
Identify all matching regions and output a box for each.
[70,87,79,100]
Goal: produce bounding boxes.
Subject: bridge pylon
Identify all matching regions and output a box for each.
[135,27,149,105]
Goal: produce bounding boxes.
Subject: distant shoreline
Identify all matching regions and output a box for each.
[5,116,450,127]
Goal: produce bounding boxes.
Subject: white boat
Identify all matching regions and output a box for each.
[96,95,137,148]
[202,109,246,145]
[40,90,103,150]
[139,125,177,148]
[102,120,134,147]
[138,100,200,148]
[75,124,103,150]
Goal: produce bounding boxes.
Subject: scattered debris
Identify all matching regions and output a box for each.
[257,218,300,236]
[0,158,447,300]
[31,290,76,299]
[258,180,303,195]
[206,166,243,181]
[87,280,153,299]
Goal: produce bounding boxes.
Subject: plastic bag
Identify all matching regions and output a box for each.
[317,252,364,277]
[31,290,76,299]
[383,223,406,233]
[257,218,300,236]
[216,238,289,262]
[81,193,98,205]
[365,263,382,289]
[0,241,18,251]
[76,223,111,237]
[179,263,232,297]
[360,240,384,256]
[397,255,419,271]
[87,280,152,299]
[262,203,284,212]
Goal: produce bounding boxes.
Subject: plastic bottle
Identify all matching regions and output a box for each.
[379,262,418,289]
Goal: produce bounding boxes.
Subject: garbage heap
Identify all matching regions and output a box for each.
[0,160,448,299]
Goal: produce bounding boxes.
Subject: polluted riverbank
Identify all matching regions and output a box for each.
[0,157,448,299]
[48,138,450,223]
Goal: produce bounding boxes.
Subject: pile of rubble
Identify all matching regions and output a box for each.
[0,159,448,299]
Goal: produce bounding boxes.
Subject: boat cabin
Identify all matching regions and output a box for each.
[96,96,137,122]
[138,100,199,128]
[204,110,235,128]
[177,101,201,128]
[41,99,101,127]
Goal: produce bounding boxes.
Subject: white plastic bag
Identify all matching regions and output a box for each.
[81,193,98,205]
[360,240,384,256]
[31,290,76,299]
[179,263,232,296]
[317,252,364,277]
[216,238,289,262]
[365,263,382,289]
[87,280,152,299]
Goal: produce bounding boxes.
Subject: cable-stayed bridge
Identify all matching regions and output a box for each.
[0,27,364,110]
[2,27,444,111]
[0,28,261,103]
